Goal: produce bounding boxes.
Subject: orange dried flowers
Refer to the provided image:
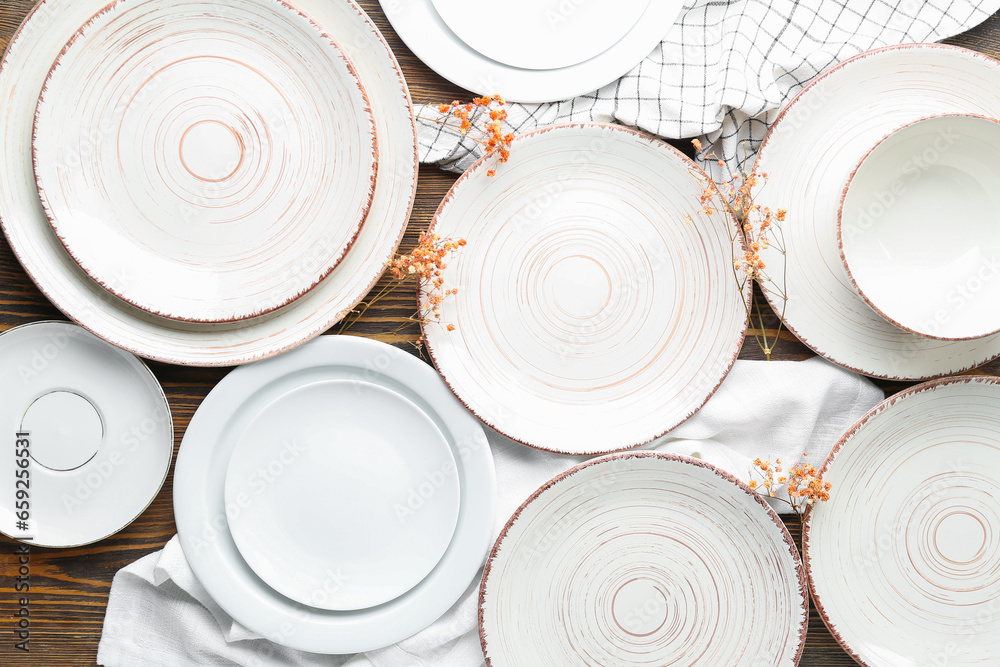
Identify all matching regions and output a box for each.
[749,454,832,516]
[427,95,514,177]
[336,232,466,344]
[688,140,789,359]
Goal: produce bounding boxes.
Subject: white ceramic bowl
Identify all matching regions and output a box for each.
[839,114,1000,341]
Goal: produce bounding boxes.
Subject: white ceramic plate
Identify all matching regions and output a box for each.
[480,452,807,666]
[422,123,749,455]
[224,379,460,611]
[0,0,416,365]
[379,0,684,102]
[0,321,173,548]
[430,0,651,71]
[33,0,377,324]
[839,114,1000,341]
[174,335,496,653]
[804,376,1000,666]
[753,44,1000,379]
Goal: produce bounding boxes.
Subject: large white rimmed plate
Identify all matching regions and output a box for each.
[754,44,1000,380]
[174,335,496,653]
[0,0,416,366]
[224,378,461,611]
[421,123,749,455]
[378,0,684,103]
[479,452,808,666]
[33,0,378,324]
[0,321,173,548]
[803,376,1000,666]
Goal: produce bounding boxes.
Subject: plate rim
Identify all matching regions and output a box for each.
[420,121,751,456]
[802,373,1000,667]
[478,450,808,666]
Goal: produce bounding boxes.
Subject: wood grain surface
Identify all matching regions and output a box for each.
[0,1,998,664]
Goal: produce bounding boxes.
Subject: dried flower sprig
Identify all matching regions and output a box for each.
[421,95,515,177]
[336,232,466,343]
[686,139,789,359]
[748,454,832,517]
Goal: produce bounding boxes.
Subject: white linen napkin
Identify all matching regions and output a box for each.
[416,0,1000,180]
[98,357,883,667]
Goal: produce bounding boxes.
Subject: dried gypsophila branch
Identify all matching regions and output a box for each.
[419,95,515,177]
[685,139,789,359]
[747,454,832,518]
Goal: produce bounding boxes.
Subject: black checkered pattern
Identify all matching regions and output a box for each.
[417,0,998,180]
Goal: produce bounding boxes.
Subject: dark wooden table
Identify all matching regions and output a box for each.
[1,2,999,664]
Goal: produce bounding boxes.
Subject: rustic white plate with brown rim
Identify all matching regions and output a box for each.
[421,123,749,456]
[753,44,1000,380]
[479,452,808,666]
[804,376,1000,666]
[0,321,173,548]
[0,0,416,364]
[32,0,378,324]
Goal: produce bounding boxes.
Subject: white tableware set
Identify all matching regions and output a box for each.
[2,0,1000,661]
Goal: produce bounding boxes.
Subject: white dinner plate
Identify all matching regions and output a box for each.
[174,335,496,653]
[753,44,1000,379]
[804,376,1000,666]
[0,321,173,548]
[422,123,749,455]
[430,0,651,71]
[480,452,807,666]
[0,0,416,365]
[224,379,460,611]
[379,0,684,102]
[33,0,377,323]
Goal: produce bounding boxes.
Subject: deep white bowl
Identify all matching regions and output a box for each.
[839,113,1000,341]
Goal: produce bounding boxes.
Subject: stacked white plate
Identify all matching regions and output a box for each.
[379,0,685,102]
[173,335,497,653]
[0,0,418,366]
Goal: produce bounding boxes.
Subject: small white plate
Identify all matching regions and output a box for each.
[804,376,1000,666]
[0,321,173,548]
[840,114,1000,341]
[33,0,377,323]
[422,123,749,455]
[430,0,651,71]
[225,379,460,611]
[480,452,807,666]
[0,0,416,365]
[754,44,1000,379]
[379,0,684,102]
[174,335,496,653]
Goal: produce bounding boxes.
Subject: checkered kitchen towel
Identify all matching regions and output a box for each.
[418,0,1000,180]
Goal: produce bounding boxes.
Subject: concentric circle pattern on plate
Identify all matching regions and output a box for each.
[480,453,807,666]
[0,0,415,364]
[804,376,1000,666]
[33,0,377,323]
[422,124,749,455]
[173,335,497,653]
[753,44,1000,380]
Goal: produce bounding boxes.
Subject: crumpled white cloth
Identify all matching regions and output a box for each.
[98,357,883,666]
[416,0,1000,179]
